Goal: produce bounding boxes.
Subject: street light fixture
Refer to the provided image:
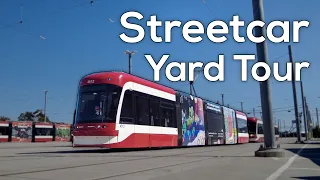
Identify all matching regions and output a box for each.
[124,50,137,74]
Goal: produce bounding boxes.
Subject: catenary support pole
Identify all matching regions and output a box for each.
[288,45,302,142]
[317,108,319,127]
[240,102,244,112]
[221,94,224,106]
[300,80,308,141]
[252,0,276,149]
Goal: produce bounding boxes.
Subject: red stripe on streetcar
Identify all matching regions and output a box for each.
[80,72,176,95]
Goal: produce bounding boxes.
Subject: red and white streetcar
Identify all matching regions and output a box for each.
[247,117,264,143]
[72,71,178,148]
[0,121,9,142]
[72,71,256,149]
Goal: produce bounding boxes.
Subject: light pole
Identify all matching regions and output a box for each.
[124,50,137,74]
[44,90,48,123]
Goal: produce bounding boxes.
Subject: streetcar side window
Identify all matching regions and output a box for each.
[136,95,150,125]
[150,99,161,126]
[35,128,54,136]
[0,127,9,135]
[160,101,176,128]
[127,90,176,127]
[120,91,134,124]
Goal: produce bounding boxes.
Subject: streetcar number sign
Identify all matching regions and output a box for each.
[87,80,95,84]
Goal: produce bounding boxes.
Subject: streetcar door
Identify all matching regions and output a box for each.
[134,93,150,148]
[118,89,135,148]
[149,99,162,147]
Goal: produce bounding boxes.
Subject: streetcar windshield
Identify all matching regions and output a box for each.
[76,84,121,124]
[247,121,256,134]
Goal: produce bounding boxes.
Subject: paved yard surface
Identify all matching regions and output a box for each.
[0,138,319,180]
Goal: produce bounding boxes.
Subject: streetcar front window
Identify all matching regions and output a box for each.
[248,121,256,134]
[76,84,121,124]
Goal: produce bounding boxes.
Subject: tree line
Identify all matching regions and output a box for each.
[0,109,50,122]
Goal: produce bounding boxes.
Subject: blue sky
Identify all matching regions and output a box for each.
[0,0,319,132]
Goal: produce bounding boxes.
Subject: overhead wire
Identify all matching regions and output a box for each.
[270,53,289,62]
[49,0,90,15]
[0,0,106,30]
[0,21,42,39]
[0,0,109,40]
[201,0,214,16]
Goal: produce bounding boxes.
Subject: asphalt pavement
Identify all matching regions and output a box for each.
[0,138,319,180]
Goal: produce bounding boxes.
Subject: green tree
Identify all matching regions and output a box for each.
[0,116,10,121]
[18,112,34,121]
[313,126,320,138]
[18,109,51,122]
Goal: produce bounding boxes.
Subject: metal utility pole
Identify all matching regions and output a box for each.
[300,80,308,140]
[252,0,276,149]
[240,102,244,112]
[44,90,48,123]
[288,45,302,142]
[221,94,224,105]
[302,96,308,141]
[283,120,286,137]
[316,108,319,127]
[253,108,256,117]
[124,50,137,74]
[307,105,313,138]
